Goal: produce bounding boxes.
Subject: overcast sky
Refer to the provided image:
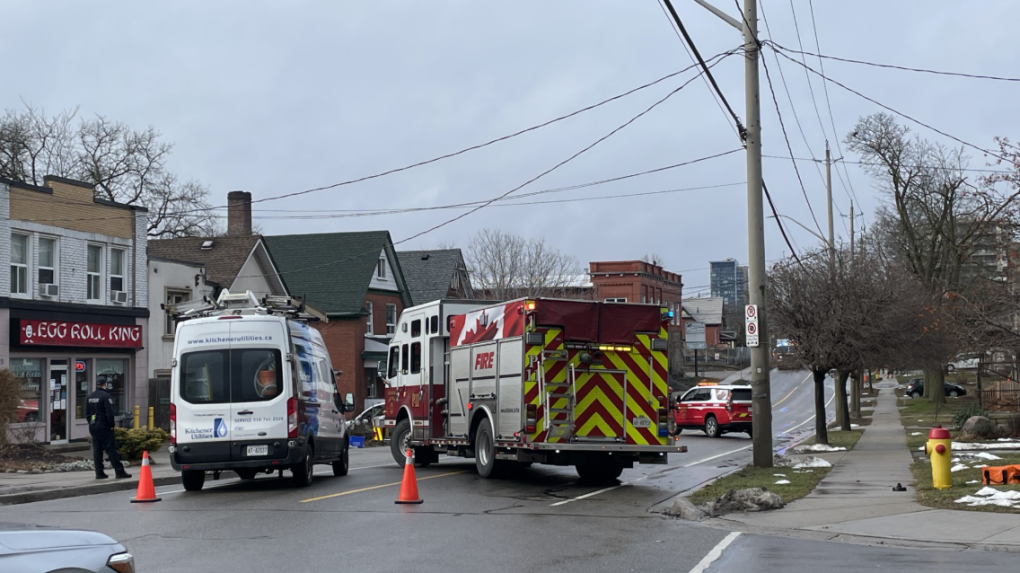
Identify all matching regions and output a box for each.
[2,1,1016,296]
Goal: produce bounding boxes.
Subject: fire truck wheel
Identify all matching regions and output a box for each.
[390,419,413,467]
[575,462,624,483]
[704,415,721,438]
[474,421,507,479]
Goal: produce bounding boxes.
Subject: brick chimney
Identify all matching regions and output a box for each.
[227,191,252,236]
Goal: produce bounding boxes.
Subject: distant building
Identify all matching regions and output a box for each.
[682,297,725,349]
[709,259,747,310]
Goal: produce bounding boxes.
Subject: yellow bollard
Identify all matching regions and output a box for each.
[925,426,952,490]
[148,406,155,430]
[133,405,140,430]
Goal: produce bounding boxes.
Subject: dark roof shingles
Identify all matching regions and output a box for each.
[397,249,468,306]
[147,236,260,287]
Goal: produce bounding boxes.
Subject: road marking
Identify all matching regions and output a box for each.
[683,445,752,467]
[688,532,740,573]
[155,462,409,495]
[779,392,836,435]
[772,373,812,407]
[299,470,466,503]
[549,484,625,507]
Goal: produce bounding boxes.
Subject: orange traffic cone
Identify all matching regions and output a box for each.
[394,448,423,505]
[130,451,162,503]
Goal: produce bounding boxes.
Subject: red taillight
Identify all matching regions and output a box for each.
[726,395,733,412]
[287,397,298,438]
[169,403,177,445]
[525,403,537,434]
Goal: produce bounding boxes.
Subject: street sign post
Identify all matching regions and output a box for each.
[745,305,759,347]
[686,321,706,350]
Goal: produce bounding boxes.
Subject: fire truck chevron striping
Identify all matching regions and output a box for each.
[383,298,686,482]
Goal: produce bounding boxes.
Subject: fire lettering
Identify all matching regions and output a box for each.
[474,351,495,370]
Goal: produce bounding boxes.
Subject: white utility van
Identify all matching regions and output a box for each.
[166,291,353,491]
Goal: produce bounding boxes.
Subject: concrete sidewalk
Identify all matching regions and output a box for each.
[718,381,1020,549]
[0,446,182,505]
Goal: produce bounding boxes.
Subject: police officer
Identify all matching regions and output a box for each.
[86,377,131,480]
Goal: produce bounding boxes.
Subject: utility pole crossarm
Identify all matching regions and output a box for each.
[691,0,742,30]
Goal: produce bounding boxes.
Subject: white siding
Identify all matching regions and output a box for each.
[229,251,278,298]
[369,248,399,292]
[146,258,214,377]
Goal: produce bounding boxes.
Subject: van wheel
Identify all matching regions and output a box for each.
[474,420,507,479]
[235,469,257,480]
[333,439,349,477]
[705,416,721,438]
[291,446,314,488]
[390,419,412,467]
[182,470,205,491]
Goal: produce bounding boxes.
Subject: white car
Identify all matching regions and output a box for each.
[947,354,980,372]
[346,403,384,431]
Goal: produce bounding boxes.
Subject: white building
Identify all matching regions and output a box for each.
[1,176,149,444]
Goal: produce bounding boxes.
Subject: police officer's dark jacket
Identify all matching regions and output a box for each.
[86,387,117,430]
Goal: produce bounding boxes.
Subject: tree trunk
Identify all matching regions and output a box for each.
[836,370,852,431]
[813,368,829,445]
[923,368,946,404]
[851,369,862,418]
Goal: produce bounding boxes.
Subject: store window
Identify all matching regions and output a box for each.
[11,233,29,296]
[11,358,43,424]
[96,359,127,417]
[75,359,91,420]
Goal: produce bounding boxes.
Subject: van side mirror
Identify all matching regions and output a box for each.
[345,403,356,412]
[344,392,355,412]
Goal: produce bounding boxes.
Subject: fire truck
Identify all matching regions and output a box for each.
[382,298,686,482]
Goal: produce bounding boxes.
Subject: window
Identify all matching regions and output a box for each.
[377,257,387,279]
[411,342,422,374]
[605,298,627,303]
[110,249,125,293]
[386,304,397,335]
[400,344,409,374]
[11,233,29,295]
[365,301,374,335]
[430,316,440,335]
[411,319,421,338]
[179,349,282,404]
[166,290,189,336]
[38,237,56,286]
[96,359,127,414]
[87,245,103,301]
[11,358,43,423]
[180,351,229,404]
[387,346,399,379]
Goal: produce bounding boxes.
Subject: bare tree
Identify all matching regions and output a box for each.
[466,229,583,300]
[846,113,1020,402]
[769,244,939,441]
[0,104,217,238]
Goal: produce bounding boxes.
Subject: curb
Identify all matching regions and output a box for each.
[0,475,180,506]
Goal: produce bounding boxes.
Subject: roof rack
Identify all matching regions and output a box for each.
[162,290,314,322]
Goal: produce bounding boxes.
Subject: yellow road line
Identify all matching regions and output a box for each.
[773,372,812,408]
[299,471,466,503]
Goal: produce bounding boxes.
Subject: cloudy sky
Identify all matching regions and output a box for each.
[2,1,1015,295]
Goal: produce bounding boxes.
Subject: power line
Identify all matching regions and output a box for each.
[769,41,1020,83]
[785,0,827,140]
[763,154,1011,174]
[770,48,1005,161]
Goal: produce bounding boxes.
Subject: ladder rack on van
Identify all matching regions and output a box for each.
[162,290,315,322]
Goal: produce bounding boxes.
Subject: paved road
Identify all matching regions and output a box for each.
[3,369,845,573]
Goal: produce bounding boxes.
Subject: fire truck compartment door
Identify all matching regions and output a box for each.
[497,338,523,438]
[573,369,626,440]
[449,346,471,437]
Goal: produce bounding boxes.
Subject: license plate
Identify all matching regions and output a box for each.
[632,416,652,428]
[247,445,269,456]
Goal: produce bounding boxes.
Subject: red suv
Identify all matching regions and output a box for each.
[670,383,752,438]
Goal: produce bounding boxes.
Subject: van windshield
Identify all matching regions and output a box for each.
[180,349,283,404]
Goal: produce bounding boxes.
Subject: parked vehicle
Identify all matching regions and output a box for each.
[166,291,354,491]
[15,398,39,423]
[346,402,385,431]
[383,298,686,482]
[670,383,752,437]
[905,378,967,398]
[947,354,981,372]
[0,525,134,572]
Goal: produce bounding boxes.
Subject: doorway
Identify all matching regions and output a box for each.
[49,360,69,442]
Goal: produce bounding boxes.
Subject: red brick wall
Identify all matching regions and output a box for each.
[365,292,404,337]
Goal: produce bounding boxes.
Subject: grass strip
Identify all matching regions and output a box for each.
[911,453,1020,514]
[688,465,829,506]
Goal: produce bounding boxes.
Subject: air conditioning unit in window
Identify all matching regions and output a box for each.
[39,284,59,297]
[111,291,128,304]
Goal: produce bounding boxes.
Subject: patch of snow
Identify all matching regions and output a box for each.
[966,480,980,484]
[997,438,1020,442]
[955,442,1020,451]
[792,457,832,469]
[851,424,860,428]
[774,474,787,477]
[775,480,791,485]
[955,488,1020,508]
[910,432,922,436]
[965,452,1002,460]
[951,464,970,472]
[794,444,847,453]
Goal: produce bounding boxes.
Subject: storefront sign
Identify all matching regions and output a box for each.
[20,320,142,348]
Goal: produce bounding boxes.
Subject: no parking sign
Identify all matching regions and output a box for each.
[745,305,759,347]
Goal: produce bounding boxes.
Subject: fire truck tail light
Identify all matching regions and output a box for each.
[287,398,298,438]
[525,404,537,433]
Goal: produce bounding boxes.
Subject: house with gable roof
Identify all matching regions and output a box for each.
[397,249,474,305]
[265,231,412,413]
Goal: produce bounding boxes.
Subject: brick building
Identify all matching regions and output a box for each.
[2,176,149,443]
[588,260,684,380]
[265,231,412,414]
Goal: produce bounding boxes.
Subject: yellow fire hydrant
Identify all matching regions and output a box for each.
[925,426,952,490]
